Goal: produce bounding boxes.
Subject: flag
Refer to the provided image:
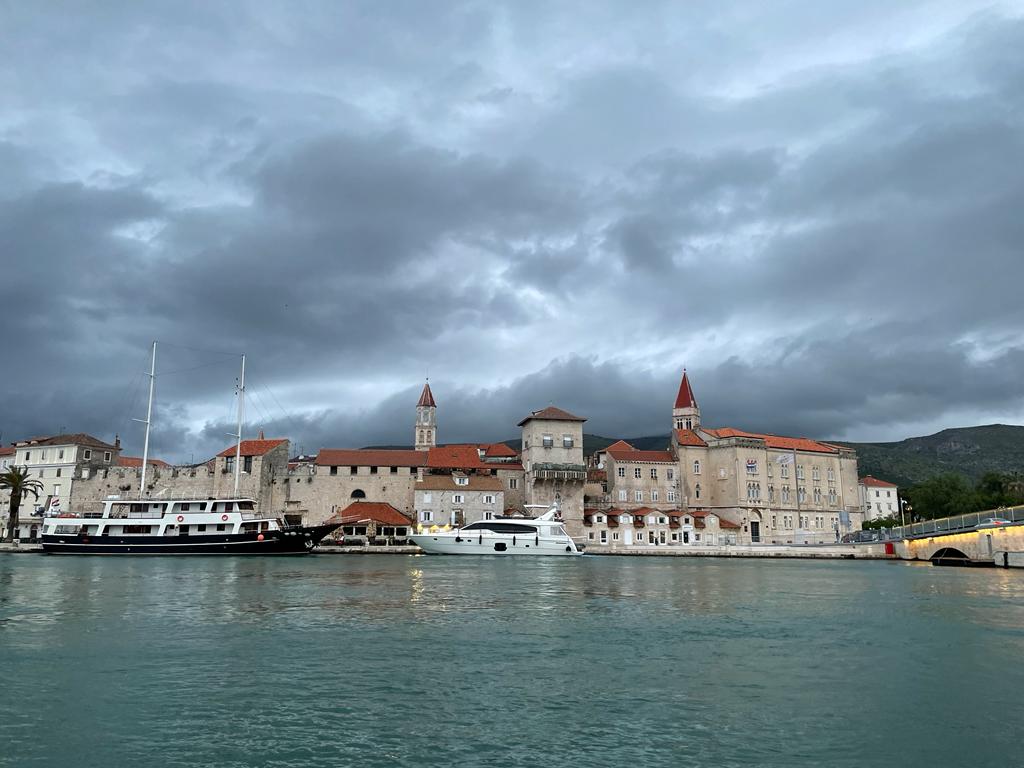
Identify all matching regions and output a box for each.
[49,497,61,512]
[775,454,794,465]
[746,459,758,473]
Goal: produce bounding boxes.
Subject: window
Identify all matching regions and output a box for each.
[634,490,643,502]
[618,490,627,501]
[562,435,574,449]
[58,449,64,460]
[370,466,379,474]
[797,465,805,480]
[41,450,48,462]
[874,490,880,498]
[588,531,595,540]
[330,466,338,475]
[772,515,777,528]
[350,466,358,475]
[634,468,642,479]
[667,490,676,502]
[225,456,235,472]
[667,469,674,481]
[782,486,791,503]
[693,460,701,475]
[55,468,62,478]
[813,488,822,503]
[23,451,30,462]
[350,489,366,499]
[83,450,91,460]
[53,484,61,497]
[390,466,399,474]
[781,465,789,479]
[812,466,820,481]
[651,490,659,502]
[798,487,807,503]
[421,511,432,522]
[768,485,774,502]
[508,478,518,490]
[243,456,253,473]
[827,467,835,482]
[694,483,701,500]
[455,476,469,486]
[650,468,658,480]
[484,495,495,504]
[596,515,605,523]
[600,530,608,543]
[542,434,553,448]
[453,494,464,504]
[104,451,112,462]
[617,467,625,478]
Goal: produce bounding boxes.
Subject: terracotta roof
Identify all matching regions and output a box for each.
[416,475,503,491]
[517,406,586,426]
[16,433,118,450]
[316,449,427,467]
[217,439,288,458]
[0,446,14,457]
[703,428,838,454]
[603,440,635,452]
[688,510,741,529]
[674,429,707,447]
[427,445,487,469]
[490,463,525,472]
[860,475,897,488]
[117,456,171,468]
[482,442,518,458]
[417,382,436,408]
[674,371,697,409]
[606,447,676,463]
[335,502,413,527]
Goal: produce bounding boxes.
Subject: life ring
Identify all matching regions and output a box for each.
[221,514,229,522]
[176,515,184,523]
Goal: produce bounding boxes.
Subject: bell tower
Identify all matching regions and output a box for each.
[415,381,437,451]
[672,369,700,431]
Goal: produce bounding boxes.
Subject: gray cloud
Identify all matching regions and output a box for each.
[2,1,1024,462]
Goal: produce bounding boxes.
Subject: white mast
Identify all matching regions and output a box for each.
[233,354,245,495]
[136,341,157,499]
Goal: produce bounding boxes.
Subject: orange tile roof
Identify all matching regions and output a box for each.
[689,510,741,529]
[427,445,488,469]
[17,433,118,450]
[117,456,171,468]
[316,449,427,467]
[606,447,675,463]
[217,439,288,458]
[703,428,838,454]
[674,429,707,447]
[417,382,436,407]
[416,475,503,491]
[0,446,15,456]
[335,502,413,527]
[517,406,586,426]
[603,440,635,452]
[860,475,897,488]
[674,371,697,409]
[488,463,525,472]
[482,442,518,458]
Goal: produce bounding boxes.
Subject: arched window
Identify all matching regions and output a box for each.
[693,460,701,475]
[694,483,701,500]
[350,489,366,499]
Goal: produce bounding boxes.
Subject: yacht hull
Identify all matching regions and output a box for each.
[410,532,581,556]
[41,524,340,555]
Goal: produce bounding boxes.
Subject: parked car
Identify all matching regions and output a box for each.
[977,518,1012,529]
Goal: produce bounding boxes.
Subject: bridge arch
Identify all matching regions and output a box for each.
[931,547,971,566]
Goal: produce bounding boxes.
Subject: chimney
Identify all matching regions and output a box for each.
[114,434,121,449]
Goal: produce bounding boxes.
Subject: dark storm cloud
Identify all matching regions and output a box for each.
[3,1,1024,460]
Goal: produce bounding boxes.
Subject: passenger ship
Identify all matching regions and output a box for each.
[41,497,340,555]
[410,505,582,556]
[41,342,339,555]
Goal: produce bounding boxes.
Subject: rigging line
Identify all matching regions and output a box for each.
[155,359,237,377]
[115,370,144,444]
[246,388,274,432]
[261,383,303,436]
[155,340,242,358]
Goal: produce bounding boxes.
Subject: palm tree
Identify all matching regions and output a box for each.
[1,466,44,542]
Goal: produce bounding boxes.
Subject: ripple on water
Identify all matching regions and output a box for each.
[2,555,1024,767]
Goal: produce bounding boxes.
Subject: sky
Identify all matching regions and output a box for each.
[3,1,1024,462]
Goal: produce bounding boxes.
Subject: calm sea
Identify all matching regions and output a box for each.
[1,554,1022,767]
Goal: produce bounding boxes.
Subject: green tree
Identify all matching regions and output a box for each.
[902,473,980,521]
[0,466,44,542]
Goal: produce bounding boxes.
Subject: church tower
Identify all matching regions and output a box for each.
[415,381,437,451]
[672,370,700,431]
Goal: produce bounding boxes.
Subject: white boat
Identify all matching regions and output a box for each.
[410,505,581,556]
[41,497,339,554]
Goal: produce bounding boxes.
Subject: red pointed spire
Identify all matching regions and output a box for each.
[417,381,436,408]
[674,369,696,409]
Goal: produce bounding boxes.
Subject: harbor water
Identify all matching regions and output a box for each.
[1,554,1022,767]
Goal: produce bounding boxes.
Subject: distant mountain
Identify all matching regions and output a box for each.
[836,424,1024,487]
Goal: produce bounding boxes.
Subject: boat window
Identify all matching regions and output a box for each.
[216,524,227,532]
[240,522,259,533]
[462,522,536,534]
[123,525,153,534]
[197,524,207,532]
[238,501,255,511]
[54,525,79,534]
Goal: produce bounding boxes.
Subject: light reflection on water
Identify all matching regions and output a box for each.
[1,554,1023,767]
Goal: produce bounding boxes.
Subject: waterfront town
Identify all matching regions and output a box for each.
[0,371,896,549]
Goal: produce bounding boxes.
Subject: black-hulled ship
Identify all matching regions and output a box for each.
[41,497,340,555]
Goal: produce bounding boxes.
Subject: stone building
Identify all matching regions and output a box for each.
[414,473,504,527]
[67,438,290,518]
[584,371,863,547]
[859,476,899,521]
[1,433,121,539]
[335,501,413,543]
[520,406,588,537]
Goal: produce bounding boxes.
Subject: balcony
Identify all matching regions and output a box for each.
[530,462,587,481]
